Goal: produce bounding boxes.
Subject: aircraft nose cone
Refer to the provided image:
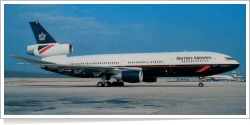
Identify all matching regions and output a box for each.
[236,60,240,66]
[232,60,240,69]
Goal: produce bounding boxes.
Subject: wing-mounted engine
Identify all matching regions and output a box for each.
[27,43,73,57]
[113,71,143,83]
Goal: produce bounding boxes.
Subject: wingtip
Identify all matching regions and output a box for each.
[9,55,24,60]
[9,55,16,58]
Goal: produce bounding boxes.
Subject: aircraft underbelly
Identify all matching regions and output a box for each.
[41,64,239,78]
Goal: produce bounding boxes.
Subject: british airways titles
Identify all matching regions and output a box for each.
[176,56,212,60]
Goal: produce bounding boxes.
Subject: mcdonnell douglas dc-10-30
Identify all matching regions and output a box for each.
[10,22,240,87]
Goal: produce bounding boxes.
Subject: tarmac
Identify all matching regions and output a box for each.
[4,78,246,116]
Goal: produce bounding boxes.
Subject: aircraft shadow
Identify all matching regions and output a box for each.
[24,84,201,88]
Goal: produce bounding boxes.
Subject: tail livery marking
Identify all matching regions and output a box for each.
[29,22,57,44]
[196,65,211,73]
[39,44,55,54]
[38,32,46,41]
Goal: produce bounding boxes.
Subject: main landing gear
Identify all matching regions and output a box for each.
[97,74,124,87]
[97,81,124,87]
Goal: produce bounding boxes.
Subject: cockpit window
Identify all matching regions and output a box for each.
[225,57,234,61]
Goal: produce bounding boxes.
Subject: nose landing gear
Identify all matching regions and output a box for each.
[198,82,204,87]
[198,76,204,87]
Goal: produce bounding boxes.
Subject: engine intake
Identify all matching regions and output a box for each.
[114,71,143,83]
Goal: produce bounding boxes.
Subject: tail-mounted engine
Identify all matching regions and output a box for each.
[27,43,73,57]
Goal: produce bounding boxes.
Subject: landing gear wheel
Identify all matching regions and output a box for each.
[119,82,124,86]
[111,82,117,86]
[104,82,111,87]
[199,82,204,87]
[97,82,103,87]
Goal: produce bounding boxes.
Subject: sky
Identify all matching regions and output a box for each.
[3,3,247,76]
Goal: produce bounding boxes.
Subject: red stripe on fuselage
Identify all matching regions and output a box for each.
[39,45,55,54]
[196,65,211,73]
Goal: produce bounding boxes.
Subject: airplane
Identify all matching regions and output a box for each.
[9,21,240,87]
[231,71,246,82]
[203,75,235,82]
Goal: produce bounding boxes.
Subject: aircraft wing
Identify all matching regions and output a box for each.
[9,55,142,75]
[9,55,55,65]
[45,64,142,75]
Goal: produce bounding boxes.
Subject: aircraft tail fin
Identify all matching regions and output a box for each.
[29,21,58,44]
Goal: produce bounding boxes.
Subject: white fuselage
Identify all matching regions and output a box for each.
[41,51,239,78]
[43,51,239,67]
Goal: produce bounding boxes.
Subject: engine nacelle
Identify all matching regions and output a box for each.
[27,43,73,57]
[114,71,143,83]
[143,77,157,82]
